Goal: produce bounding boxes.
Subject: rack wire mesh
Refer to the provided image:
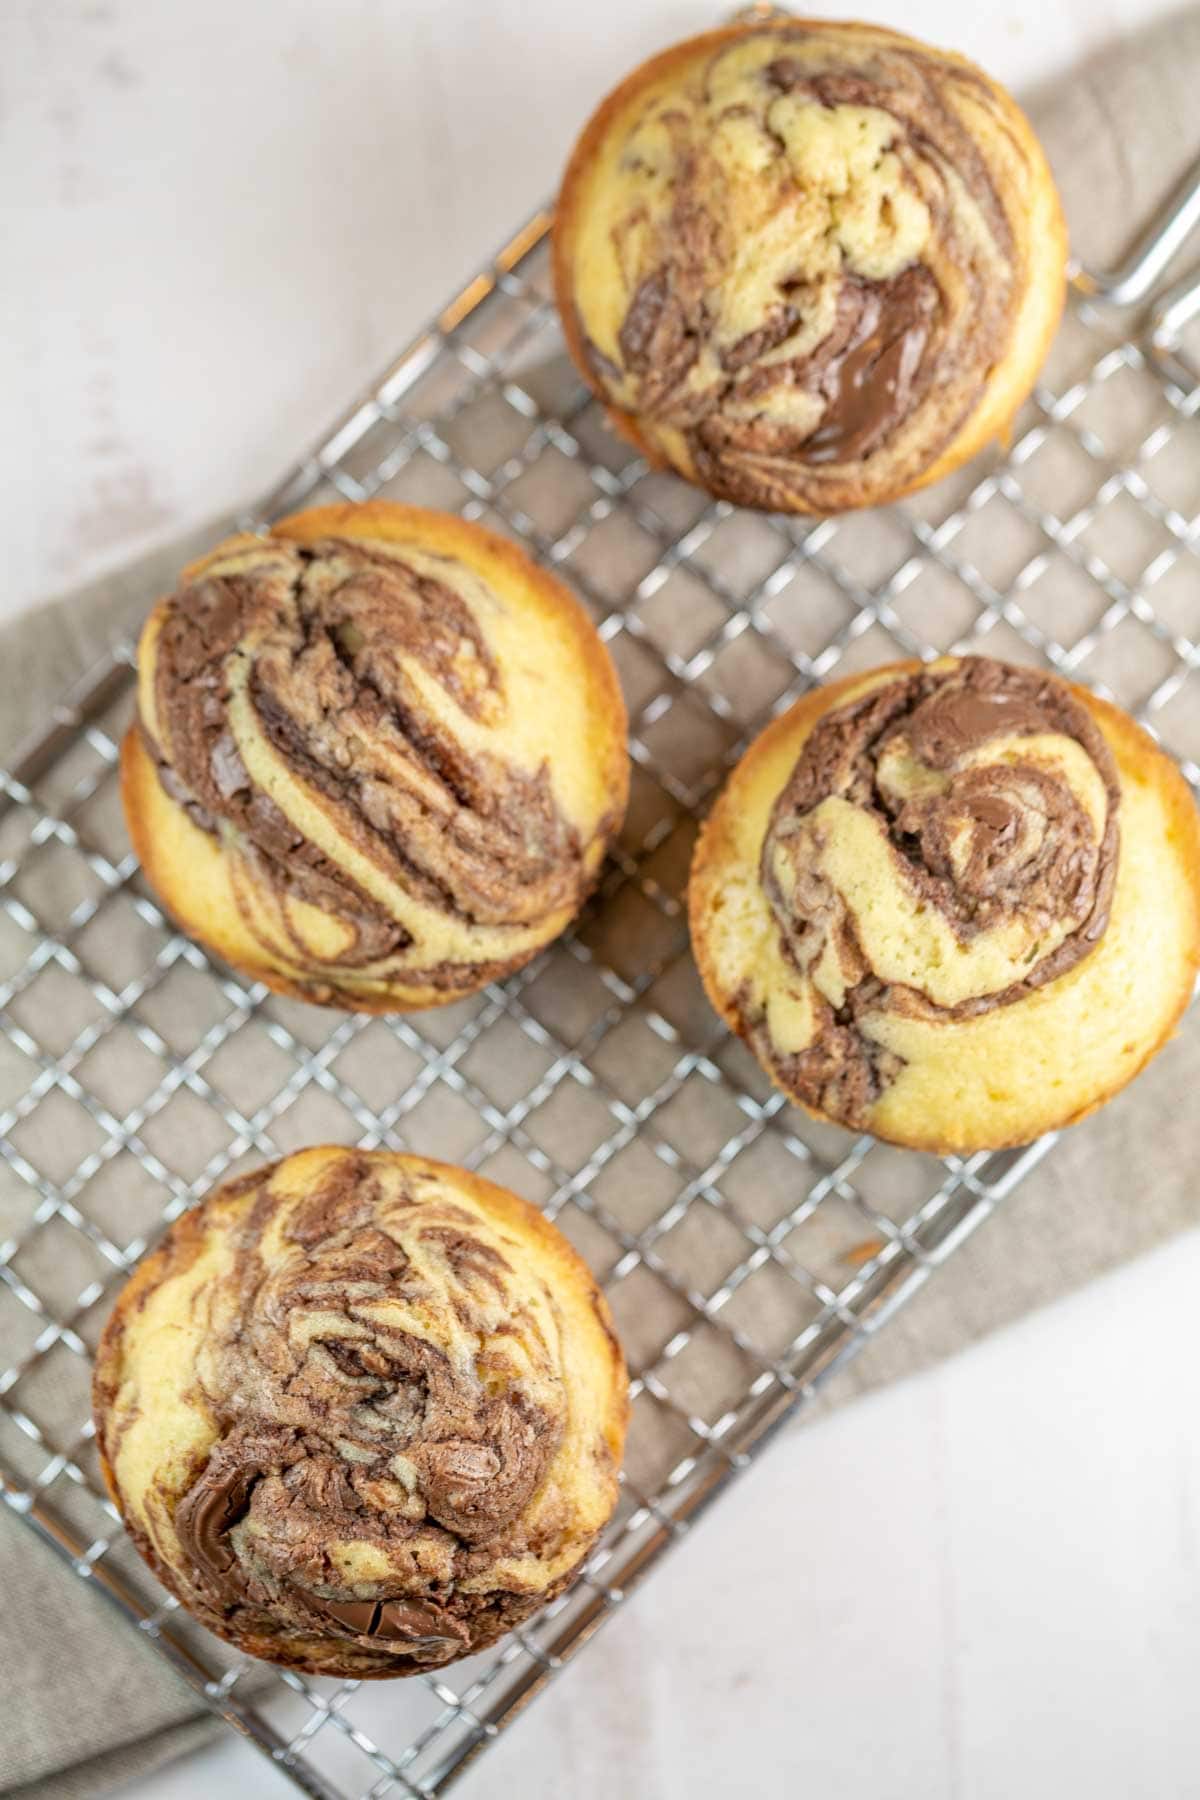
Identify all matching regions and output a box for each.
[2,176,1200,1797]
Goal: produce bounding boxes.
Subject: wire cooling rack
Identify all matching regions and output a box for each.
[3,160,1200,1796]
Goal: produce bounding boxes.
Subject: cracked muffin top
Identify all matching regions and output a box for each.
[555,20,1066,513]
[93,1147,627,1676]
[688,656,1200,1151]
[122,502,628,1010]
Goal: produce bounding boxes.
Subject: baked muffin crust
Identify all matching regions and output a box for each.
[94,1149,627,1675]
[555,21,1066,512]
[689,657,1200,1150]
[123,503,629,1009]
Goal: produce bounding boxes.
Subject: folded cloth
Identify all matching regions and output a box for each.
[4,10,1200,1794]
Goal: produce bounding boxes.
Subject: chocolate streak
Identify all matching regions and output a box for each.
[166,1154,577,1673]
[142,537,602,994]
[754,658,1119,1126]
[582,29,1028,509]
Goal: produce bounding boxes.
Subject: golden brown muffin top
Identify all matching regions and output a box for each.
[558,23,1046,510]
[682,652,1200,1152]
[134,511,627,1004]
[94,1149,626,1675]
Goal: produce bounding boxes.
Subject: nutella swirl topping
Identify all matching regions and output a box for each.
[138,532,618,1000]
[162,1154,593,1668]
[752,658,1119,1127]
[564,25,1037,510]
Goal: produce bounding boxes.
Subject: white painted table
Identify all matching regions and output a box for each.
[6,3,1199,1797]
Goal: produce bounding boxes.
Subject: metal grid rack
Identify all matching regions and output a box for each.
[2,173,1199,1797]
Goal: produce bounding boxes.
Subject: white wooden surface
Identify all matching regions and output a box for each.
[6,3,1199,1797]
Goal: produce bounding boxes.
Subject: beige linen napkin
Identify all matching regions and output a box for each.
[4,10,1200,1794]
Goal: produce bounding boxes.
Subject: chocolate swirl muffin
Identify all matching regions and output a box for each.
[122,502,629,1009]
[93,1148,627,1676]
[554,21,1066,512]
[689,658,1200,1151]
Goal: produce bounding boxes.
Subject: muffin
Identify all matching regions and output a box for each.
[122,501,628,1010]
[554,20,1066,513]
[93,1147,627,1676]
[689,657,1200,1152]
